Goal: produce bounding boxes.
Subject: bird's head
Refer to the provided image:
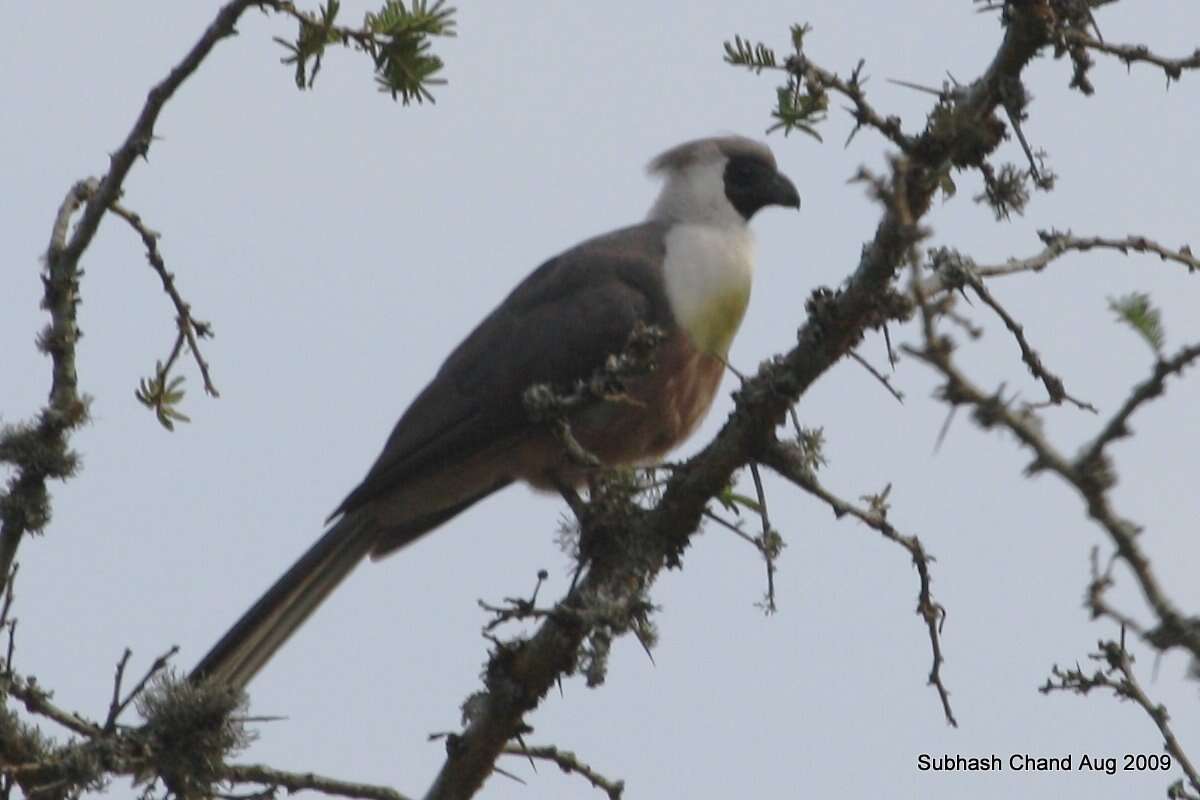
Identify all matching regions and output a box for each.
[647,135,800,227]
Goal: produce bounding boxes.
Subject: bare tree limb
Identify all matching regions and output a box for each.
[849,349,905,403]
[904,267,1200,663]
[104,645,181,731]
[760,443,956,727]
[1063,30,1200,83]
[500,744,624,800]
[57,0,268,274]
[0,180,98,596]
[1041,634,1200,796]
[0,0,268,596]
[109,201,219,399]
[2,672,104,740]
[222,764,413,800]
[1079,343,1200,468]
[959,264,1096,411]
[921,232,1199,297]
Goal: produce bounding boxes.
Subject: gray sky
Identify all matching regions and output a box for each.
[4,2,1199,798]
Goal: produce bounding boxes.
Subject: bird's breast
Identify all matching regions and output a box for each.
[661,223,755,357]
[515,329,726,489]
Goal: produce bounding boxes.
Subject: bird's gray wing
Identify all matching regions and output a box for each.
[191,221,676,689]
[331,220,674,519]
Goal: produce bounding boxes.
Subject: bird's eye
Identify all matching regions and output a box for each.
[728,160,756,182]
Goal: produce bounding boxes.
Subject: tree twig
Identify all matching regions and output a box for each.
[848,349,904,403]
[1062,30,1200,83]
[1,0,268,594]
[962,266,1096,411]
[922,232,1199,293]
[2,673,104,739]
[105,645,180,730]
[905,264,1200,663]
[1040,634,1200,796]
[501,744,624,800]
[760,442,956,726]
[222,763,412,800]
[109,201,219,398]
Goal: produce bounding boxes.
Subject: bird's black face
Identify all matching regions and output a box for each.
[722,155,801,221]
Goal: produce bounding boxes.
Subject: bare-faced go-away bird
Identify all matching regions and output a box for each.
[191,135,800,689]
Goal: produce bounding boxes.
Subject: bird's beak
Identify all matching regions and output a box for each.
[770,172,801,210]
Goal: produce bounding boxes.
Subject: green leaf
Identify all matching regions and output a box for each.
[1108,292,1165,355]
[766,79,827,140]
[135,364,191,431]
[790,23,812,52]
[722,35,778,72]
[714,485,764,514]
[366,0,458,104]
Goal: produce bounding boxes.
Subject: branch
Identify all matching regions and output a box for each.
[109,201,219,400]
[0,0,268,595]
[848,349,904,404]
[1063,29,1200,84]
[58,0,267,275]
[760,443,956,727]
[941,231,1199,287]
[222,764,413,800]
[500,744,624,800]
[1080,343,1200,468]
[2,672,104,740]
[792,57,916,151]
[263,0,456,102]
[1041,635,1200,797]
[104,645,181,731]
[939,254,1096,411]
[0,179,96,595]
[904,270,1200,663]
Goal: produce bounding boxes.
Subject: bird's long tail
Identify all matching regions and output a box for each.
[189,514,375,690]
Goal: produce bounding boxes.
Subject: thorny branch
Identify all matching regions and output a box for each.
[501,744,624,800]
[1,0,270,592]
[921,231,1199,296]
[109,200,219,400]
[3,3,427,799]
[904,266,1200,664]
[849,348,905,404]
[221,764,413,800]
[791,57,916,151]
[747,463,781,613]
[926,247,1097,411]
[759,442,956,727]
[1040,632,1200,797]
[4,671,105,740]
[0,180,95,596]
[1,635,403,800]
[703,478,784,614]
[1062,29,1200,84]
[104,645,181,731]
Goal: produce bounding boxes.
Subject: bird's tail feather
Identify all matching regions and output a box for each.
[189,514,374,690]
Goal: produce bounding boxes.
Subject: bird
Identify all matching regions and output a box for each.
[191,135,800,689]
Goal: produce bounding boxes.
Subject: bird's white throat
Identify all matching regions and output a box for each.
[661,223,755,357]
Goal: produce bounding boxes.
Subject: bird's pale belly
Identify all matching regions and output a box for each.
[515,329,726,488]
